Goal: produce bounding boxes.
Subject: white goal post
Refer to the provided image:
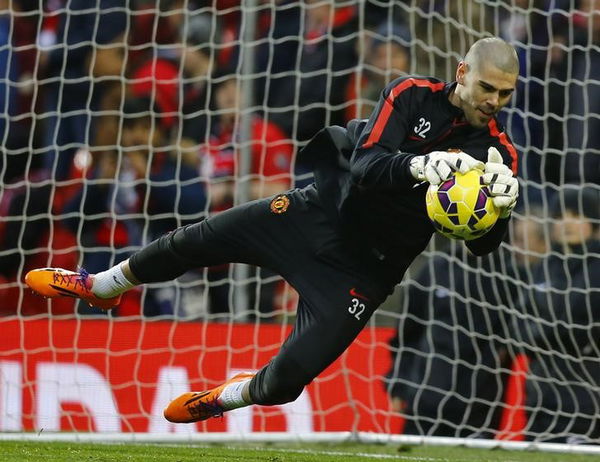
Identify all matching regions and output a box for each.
[2,0,600,453]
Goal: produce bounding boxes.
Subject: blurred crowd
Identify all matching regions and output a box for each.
[1,0,600,443]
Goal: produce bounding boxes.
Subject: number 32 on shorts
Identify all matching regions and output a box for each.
[348,298,366,320]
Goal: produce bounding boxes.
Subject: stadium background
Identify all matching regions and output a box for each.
[1,0,599,450]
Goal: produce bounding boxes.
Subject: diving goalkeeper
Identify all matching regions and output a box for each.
[26,37,519,423]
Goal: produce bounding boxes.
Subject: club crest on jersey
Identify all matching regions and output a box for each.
[270,195,290,214]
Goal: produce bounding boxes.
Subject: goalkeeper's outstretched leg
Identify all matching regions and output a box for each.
[24,193,277,309]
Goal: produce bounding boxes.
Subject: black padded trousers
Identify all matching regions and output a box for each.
[129,185,395,405]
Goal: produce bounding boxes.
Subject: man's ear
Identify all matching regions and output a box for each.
[456,61,468,85]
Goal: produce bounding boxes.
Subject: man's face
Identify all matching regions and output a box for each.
[306,0,332,29]
[512,219,547,266]
[454,61,517,128]
[370,43,409,81]
[215,79,239,112]
[123,117,164,150]
[580,0,600,36]
[552,210,595,245]
[122,116,167,177]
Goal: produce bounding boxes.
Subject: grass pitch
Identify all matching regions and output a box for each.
[1,441,600,462]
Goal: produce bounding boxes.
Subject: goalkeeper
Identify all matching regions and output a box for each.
[25,37,520,423]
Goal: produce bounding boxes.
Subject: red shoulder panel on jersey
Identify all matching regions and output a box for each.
[361,78,446,149]
[488,119,518,175]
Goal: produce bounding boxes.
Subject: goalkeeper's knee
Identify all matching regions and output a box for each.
[249,357,312,405]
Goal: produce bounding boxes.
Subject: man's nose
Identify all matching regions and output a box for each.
[487,92,499,107]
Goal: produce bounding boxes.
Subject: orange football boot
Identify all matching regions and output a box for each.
[164,372,255,423]
[24,268,121,310]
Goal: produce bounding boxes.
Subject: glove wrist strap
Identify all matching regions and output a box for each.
[409,157,425,181]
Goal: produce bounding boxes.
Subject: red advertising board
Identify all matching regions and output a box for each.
[0,319,401,434]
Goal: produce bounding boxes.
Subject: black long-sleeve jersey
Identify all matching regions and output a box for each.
[303,76,519,281]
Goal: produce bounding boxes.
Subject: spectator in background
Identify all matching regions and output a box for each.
[203,73,293,210]
[558,0,600,184]
[124,6,222,174]
[537,6,571,188]
[126,0,185,72]
[254,0,302,114]
[120,96,207,241]
[507,208,548,277]
[268,0,358,143]
[62,95,207,316]
[61,150,130,268]
[129,58,180,143]
[518,187,600,444]
[254,0,408,115]
[39,0,127,180]
[385,247,511,438]
[345,22,411,121]
[385,214,548,438]
[91,0,190,163]
[0,0,42,183]
[60,148,143,316]
[362,1,410,29]
[119,94,207,317]
[178,11,220,153]
[0,1,20,137]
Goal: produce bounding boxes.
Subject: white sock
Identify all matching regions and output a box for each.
[218,379,252,410]
[91,263,137,298]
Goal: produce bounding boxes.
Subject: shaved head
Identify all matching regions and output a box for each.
[450,36,519,128]
[464,37,519,75]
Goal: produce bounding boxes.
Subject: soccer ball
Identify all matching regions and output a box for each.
[425,169,499,240]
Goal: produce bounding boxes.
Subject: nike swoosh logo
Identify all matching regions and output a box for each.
[49,284,79,298]
[184,391,211,406]
[349,287,370,302]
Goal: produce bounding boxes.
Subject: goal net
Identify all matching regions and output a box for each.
[1,0,600,450]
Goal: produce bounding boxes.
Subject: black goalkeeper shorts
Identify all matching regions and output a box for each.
[129,184,397,403]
